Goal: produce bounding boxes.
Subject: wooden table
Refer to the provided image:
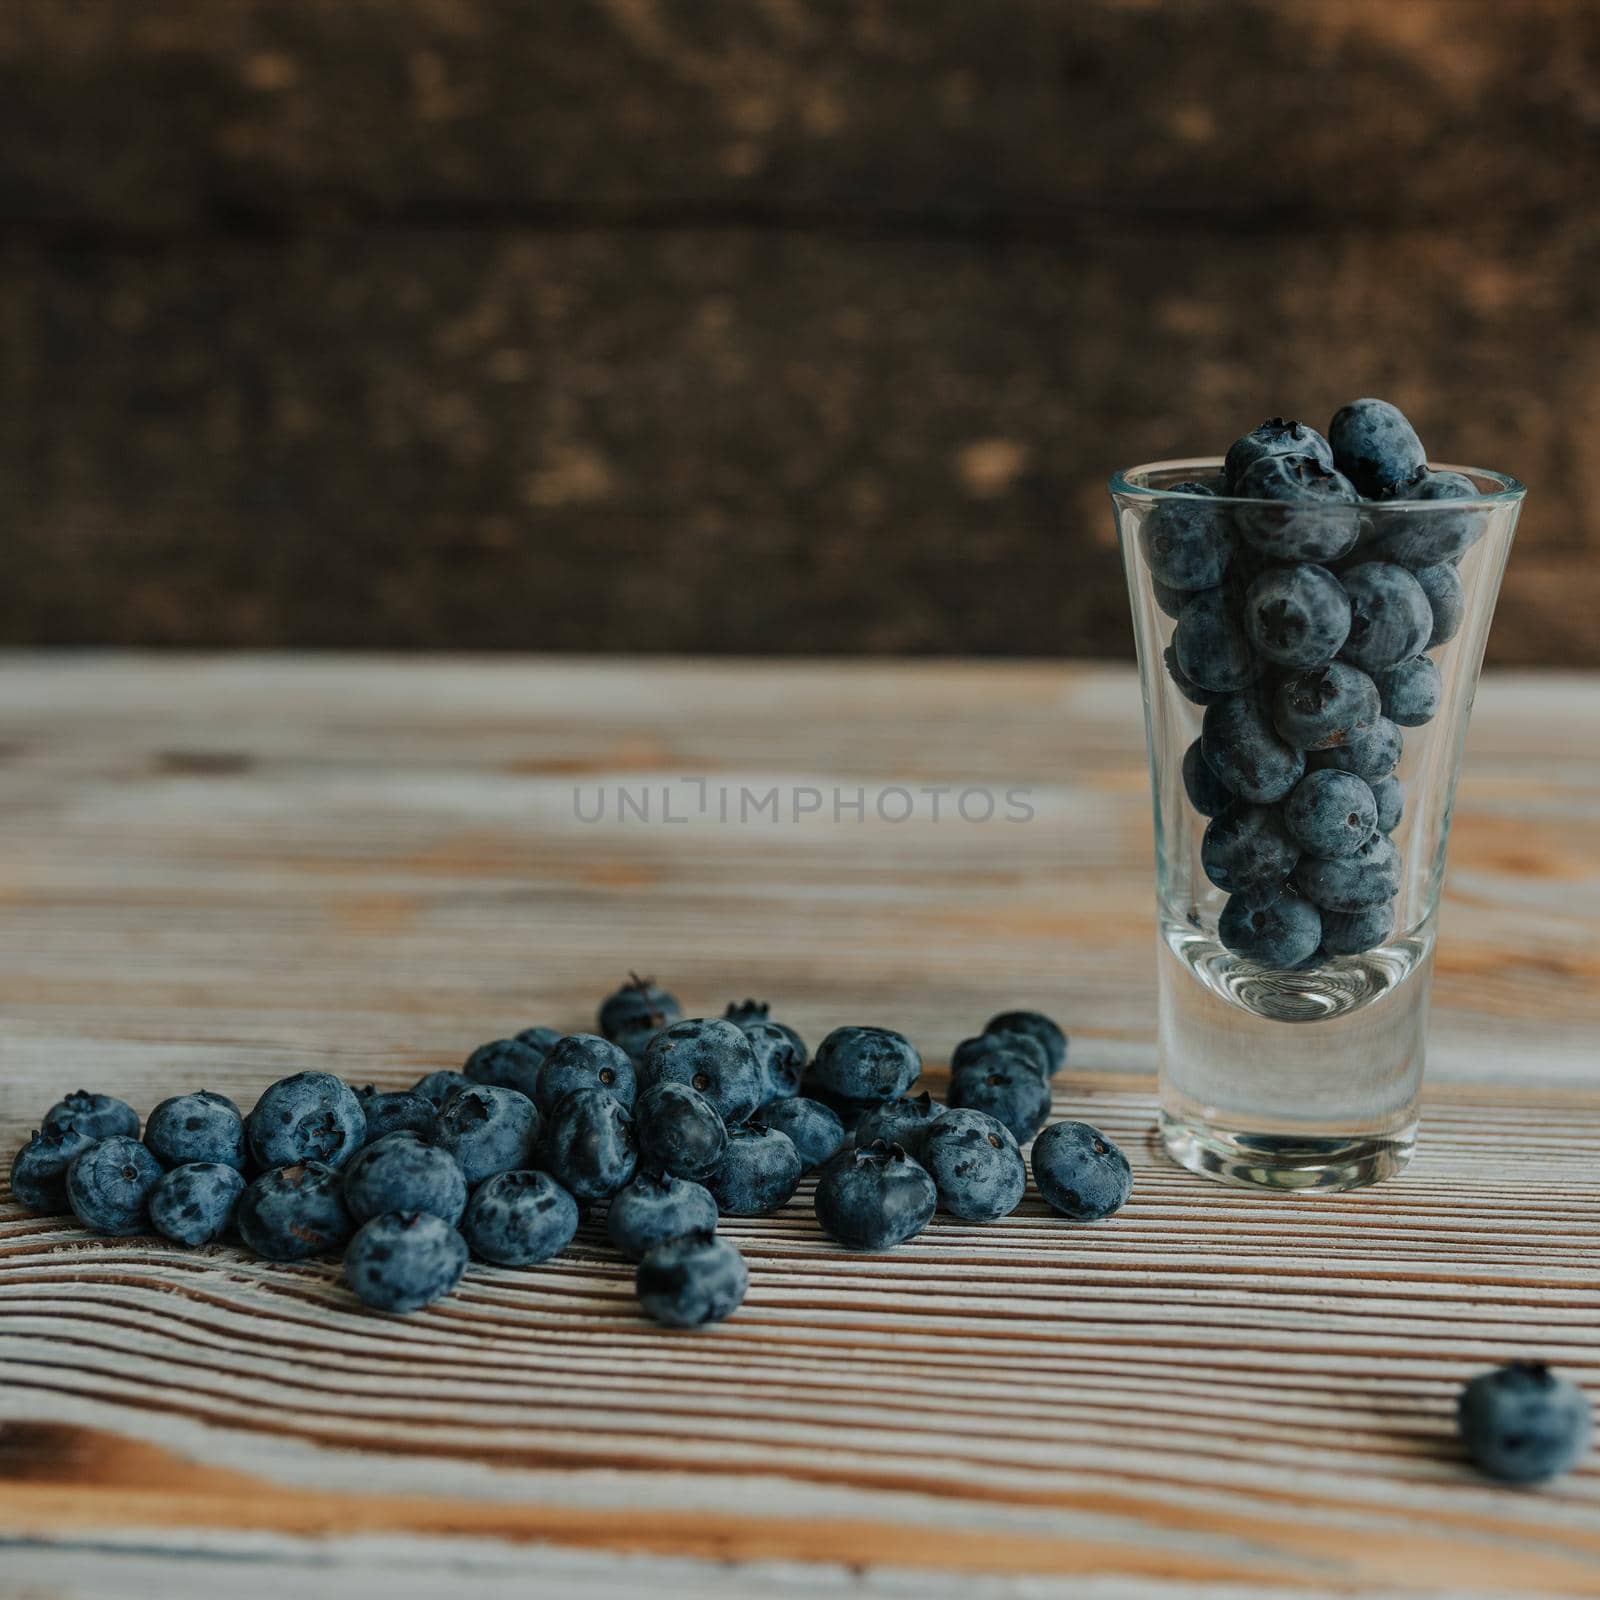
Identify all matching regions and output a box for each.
[2,656,1598,1598]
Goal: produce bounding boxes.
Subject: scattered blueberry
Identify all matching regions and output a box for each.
[813,1141,937,1252]
[636,1230,749,1329]
[853,1091,944,1158]
[149,1162,245,1247]
[412,1069,473,1111]
[1182,738,1234,818]
[1218,890,1323,968]
[983,1011,1068,1076]
[607,1171,719,1261]
[632,1081,727,1182]
[1458,1362,1592,1484]
[1339,563,1434,673]
[599,973,683,1061]
[1367,469,1486,567]
[1319,901,1397,957]
[345,1211,468,1314]
[1234,454,1361,564]
[1243,563,1352,668]
[1307,716,1402,782]
[1295,831,1402,912]
[433,1085,541,1188]
[1373,655,1442,727]
[1283,770,1377,860]
[1224,417,1335,487]
[247,1071,367,1172]
[143,1090,247,1171]
[1173,586,1260,693]
[65,1136,163,1236]
[706,1121,803,1217]
[533,1033,636,1115]
[950,1030,1050,1080]
[639,1018,765,1124]
[1416,561,1465,647]
[1137,481,1232,591]
[758,1096,846,1172]
[723,1000,808,1076]
[922,1109,1026,1223]
[43,1090,139,1142]
[809,1026,922,1105]
[513,1024,563,1058]
[358,1088,438,1145]
[1271,662,1381,753]
[1372,774,1404,834]
[947,1058,1052,1145]
[460,1169,579,1266]
[1202,802,1301,906]
[235,1161,354,1261]
[1202,693,1306,805]
[464,1037,547,1100]
[1031,1121,1132,1221]
[540,1086,637,1200]
[342,1131,468,1226]
[1328,398,1428,499]
[9,1122,99,1214]
[742,1020,808,1103]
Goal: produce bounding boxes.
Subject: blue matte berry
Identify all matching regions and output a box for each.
[1308,716,1402,782]
[1367,469,1486,567]
[143,1090,247,1171]
[358,1088,438,1145]
[1329,398,1428,498]
[343,1131,468,1226]
[1416,562,1464,647]
[852,1092,943,1158]
[633,1080,727,1181]
[149,1162,245,1246]
[639,1018,765,1124]
[947,1057,1052,1145]
[43,1090,139,1142]
[1295,832,1402,913]
[1243,563,1351,669]
[599,973,682,1062]
[722,1000,808,1078]
[809,1026,921,1105]
[950,1031,1050,1080]
[1031,1121,1132,1220]
[983,1010,1068,1076]
[814,1141,937,1252]
[464,1037,547,1100]
[922,1109,1026,1222]
[636,1230,748,1328]
[1458,1362,1592,1484]
[66,1136,163,1235]
[1219,891,1323,968]
[1182,739,1232,819]
[1224,417,1334,488]
[1137,481,1232,591]
[1173,586,1260,693]
[1164,643,1226,707]
[345,1211,467,1313]
[1202,802,1300,906]
[1271,662,1381,753]
[1320,900,1396,957]
[236,1161,353,1260]
[461,1169,578,1265]
[1339,563,1433,673]
[1372,775,1404,834]
[533,1033,636,1115]
[1283,770,1377,859]
[1153,578,1187,620]
[758,1096,846,1172]
[1235,454,1361,564]
[412,1069,472,1111]
[540,1086,637,1200]
[741,1020,808,1103]
[1373,655,1442,727]
[514,1024,563,1057]
[10,1122,100,1214]
[1202,693,1306,804]
[706,1121,803,1217]
[433,1085,541,1188]
[606,1170,719,1261]
[247,1071,367,1173]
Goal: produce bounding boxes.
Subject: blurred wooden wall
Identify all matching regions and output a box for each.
[1,0,1597,661]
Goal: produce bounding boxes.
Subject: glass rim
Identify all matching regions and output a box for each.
[1108,456,1526,510]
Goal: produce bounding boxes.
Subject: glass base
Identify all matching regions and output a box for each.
[1159,1109,1417,1192]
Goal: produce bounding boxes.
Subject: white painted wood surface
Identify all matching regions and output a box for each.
[1,655,1597,1597]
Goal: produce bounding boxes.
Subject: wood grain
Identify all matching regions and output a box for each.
[1,656,1598,1596]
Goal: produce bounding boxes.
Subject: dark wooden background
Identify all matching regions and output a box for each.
[2,0,1597,662]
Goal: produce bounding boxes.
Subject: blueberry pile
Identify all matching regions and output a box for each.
[6,982,1129,1330]
[1143,398,1486,970]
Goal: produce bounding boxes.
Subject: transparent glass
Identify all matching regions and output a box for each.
[1110,458,1524,1191]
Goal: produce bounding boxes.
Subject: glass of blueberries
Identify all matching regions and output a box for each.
[1110,400,1524,1193]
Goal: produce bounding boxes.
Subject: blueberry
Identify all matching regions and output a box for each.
[853,1091,944,1158]
[411,1069,473,1111]
[540,1086,637,1200]
[1339,563,1433,673]
[343,1131,468,1226]
[947,1058,1052,1145]
[809,1026,921,1105]
[1373,655,1441,727]
[1328,398,1428,498]
[65,1136,163,1235]
[1031,1121,1132,1221]
[1153,578,1187,620]
[758,1096,846,1172]
[357,1088,438,1145]
[1201,693,1306,804]
[1283,770,1377,859]
[1181,738,1233,818]
[1416,562,1464,648]
[706,1121,803,1217]
[813,1141,937,1252]
[433,1085,541,1188]
[950,1031,1050,1080]
[1243,563,1351,669]
[464,1037,547,1100]
[1271,662,1381,753]
[922,1109,1026,1223]
[533,1033,636,1115]
[149,1162,245,1246]
[740,1021,808,1104]
[43,1090,139,1142]
[797,1081,883,1133]
[1201,802,1300,906]
[143,1090,247,1171]
[513,1024,563,1057]
[1218,891,1323,968]
[607,1171,719,1261]
[1173,586,1260,693]
[1137,481,1232,591]
[723,1000,808,1070]
[1223,417,1335,488]
[1458,1362,1592,1484]
[633,1081,727,1181]
[1308,716,1403,782]
[1164,642,1226,707]
[9,1122,99,1214]
[1295,832,1402,913]
[247,1071,367,1172]
[982,1010,1068,1076]
[636,1230,748,1329]
[460,1169,578,1265]
[1366,469,1485,568]
[236,1161,353,1260]
[345,1211,467,1314]
[599,973,682,1062]
[1320,900,1396,957]
[1234,454,1361,564]
[639,1018,765,1124]
[1371,774,1403,834]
